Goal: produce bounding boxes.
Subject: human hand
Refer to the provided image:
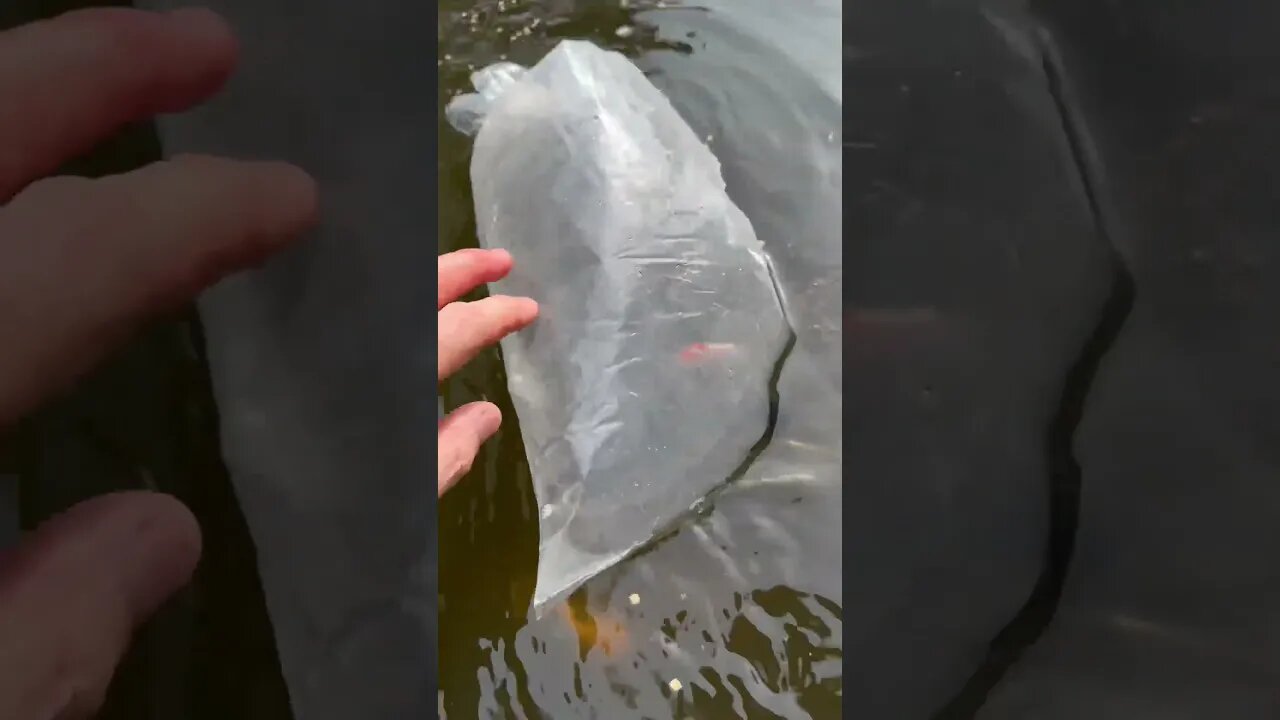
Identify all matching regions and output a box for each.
[437,249,538,495]
[0,8,316,718]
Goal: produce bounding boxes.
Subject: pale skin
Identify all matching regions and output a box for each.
[0,7,530,718]
[437,248,539,495]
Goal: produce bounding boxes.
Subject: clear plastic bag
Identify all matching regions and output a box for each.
[637,0,844,498]
[447,40,791,612]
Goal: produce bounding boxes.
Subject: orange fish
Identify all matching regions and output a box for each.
[677,342,738,366]
[556,602,631,658]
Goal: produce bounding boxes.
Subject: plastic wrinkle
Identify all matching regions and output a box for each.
[447,40,791,613]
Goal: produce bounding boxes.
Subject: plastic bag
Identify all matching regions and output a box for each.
[637,0,844,491]
[447,40,791,612]
[141,1,441,717]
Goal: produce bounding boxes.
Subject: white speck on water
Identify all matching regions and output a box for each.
[616,25,635,38]
[541,504,554,519]
[629,593,641,605]
[668,678,682,692]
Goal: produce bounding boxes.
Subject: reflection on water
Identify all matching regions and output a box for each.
[438,0,841,717]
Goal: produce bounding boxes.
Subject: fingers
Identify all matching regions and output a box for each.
[437,250,534,494]
[437,248,512,309]
[0,492,201,720]
[438,295,539,380]
[0,154,318,426]
[0,7,237,200]
[437,401,503,495]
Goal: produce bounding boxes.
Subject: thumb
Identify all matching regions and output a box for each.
[0,491,201,719]
[438,401,503,495]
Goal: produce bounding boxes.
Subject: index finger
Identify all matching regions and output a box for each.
[0,154,317,426]
[0,7,237,200]
[438,248,513,309]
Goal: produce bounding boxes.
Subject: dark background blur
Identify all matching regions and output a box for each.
[4,0,1280,718]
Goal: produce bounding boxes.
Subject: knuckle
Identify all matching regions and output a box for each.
[441,447,475,483]
[474,296,506,320]
[455,454,475,478]
[481,297,523,330]
[5,175,114,235]
[14,174,95,205]
[437,302,467,333]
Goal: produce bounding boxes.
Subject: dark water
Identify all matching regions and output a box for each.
[438,1,842,718]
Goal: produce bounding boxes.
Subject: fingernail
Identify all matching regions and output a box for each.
[163,8,238,87]
[518,297,539,320]
[456,401,502,440]
[475,402,502,437]
[491,248,513,265]
[165,7,234,44]
[255,161,320,244]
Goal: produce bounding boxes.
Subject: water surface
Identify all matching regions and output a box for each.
[438,1,843,717]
